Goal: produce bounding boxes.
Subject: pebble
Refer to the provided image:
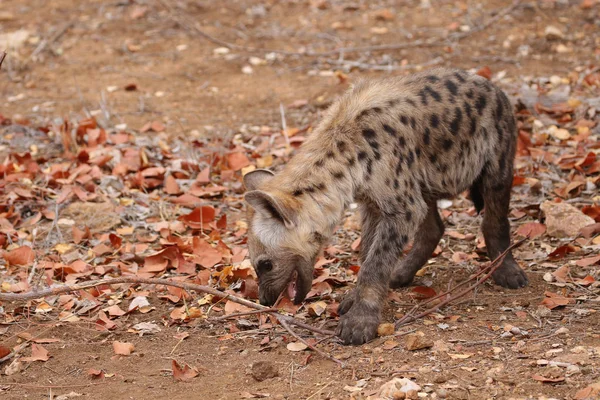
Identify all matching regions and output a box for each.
[251,361,279,382]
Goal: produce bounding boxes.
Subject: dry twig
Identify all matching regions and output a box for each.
[0,51,6,69]
[395,238,527,328]
[159,0,522,58]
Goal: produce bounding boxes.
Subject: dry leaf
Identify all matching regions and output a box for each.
[112,341,134,356]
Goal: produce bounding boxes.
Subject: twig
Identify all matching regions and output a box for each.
[325,56,444,72]
[210,307,276,321]
[0,51,6,69]
[159,0,522,57]
[0,276,337,359]
[27,21,74,65]
[395,238,526,328]
[306,381,334,400]
[278,317,343,366]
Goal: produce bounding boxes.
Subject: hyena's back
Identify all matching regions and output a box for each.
[318,68,517,210]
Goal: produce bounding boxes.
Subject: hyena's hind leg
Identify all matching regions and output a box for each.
[389,201,444,288]
[472,170,528,289]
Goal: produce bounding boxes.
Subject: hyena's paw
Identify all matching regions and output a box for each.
[389,266,416,289]
[337,289,358,316]
[336,307,380,345]
[492,261,528,289]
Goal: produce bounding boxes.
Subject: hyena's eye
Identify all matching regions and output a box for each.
[256,259,273,275]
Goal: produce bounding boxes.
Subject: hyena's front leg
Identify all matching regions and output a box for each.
[337,207,421,345]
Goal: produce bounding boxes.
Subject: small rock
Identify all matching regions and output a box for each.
[213,47,230,55]
[377,323,395,337]
[251,361,279,382]
[241,65,254,74]
[540,201,595,238]
[545,25,564,40]
[405,332,434,351]
[555,327,569,335]
[436,388,448,398]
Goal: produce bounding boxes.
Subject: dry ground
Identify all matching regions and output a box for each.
[1,1,600,399]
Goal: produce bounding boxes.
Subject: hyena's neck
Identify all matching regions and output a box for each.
[274,143,358,238]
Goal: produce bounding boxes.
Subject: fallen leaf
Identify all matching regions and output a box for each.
[22,343,50,362]
[516,222,546,239]
[172,359,199,381]
[112,341,134,356]
[3,245,35,266]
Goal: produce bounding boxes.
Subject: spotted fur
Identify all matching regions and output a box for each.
[244,68,528,345]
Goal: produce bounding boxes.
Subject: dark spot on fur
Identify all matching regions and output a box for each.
[464,101,472,118]
[395,161,403,174]
[454,72,466,83]
[394,179,399,189]
[315,159,325,167]
[388,99,399,107]
[407,150,415,167]
[362,128,377,140]
[475,94,487,115]
[383,124,397,136]
[495,92,504,120]
[333,171,345,179]
[382,242,391,253]
[407,195,415,205]
[346,156,356,166]
[398,137,406,148]
[305,186,316,193]
[373,150,381,160]
[410,117,416,129]
[426,75,440,83]
[405,211,412,221]
[358,151,369,162]
[406,98,416,107]
[482,127,489,138]
[442,138,453,150]
[358,109,370,119]
[372,107,382,113]
[499,155,507,172]
[326,150,335,158]
[415,148,421,158]
[466,89,474,99]
[292,189,303,196]
[369,140,380,151]
[430,114,440,128]
[400,115,409,125]
[366,159,373,176]
[425,86,442,102]
[316,183,326,191]
[423,127,431,145]
[445,80,458,96]
[336,140,347,152]
[450,107,463,136]
[468,116,477,136]
[429,154,437,163]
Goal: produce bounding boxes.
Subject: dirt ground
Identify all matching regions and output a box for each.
[1,0,600,399]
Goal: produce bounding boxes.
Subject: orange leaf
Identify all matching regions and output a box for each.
[0,345,11,359]
[552,265,570,283]
[540,292,571,310]
[516,222,546,239]
[224,300,254,315]
[172,359,199,381]
[575,255,600,267]
[22,343,50,362]
[3,245,35,266]
[226,152,251,171]
[88,368,105,379]
[112,341,134,356]
[476,66,492,80]
[411,286,437,299]
[532,374,564,383]
[548,244,577,259]
[165,175,181,195]
[192,237,222,268]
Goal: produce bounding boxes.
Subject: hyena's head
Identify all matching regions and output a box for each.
[243,169,323,306]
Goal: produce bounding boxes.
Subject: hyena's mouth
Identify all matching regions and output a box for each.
[287,270,298,300]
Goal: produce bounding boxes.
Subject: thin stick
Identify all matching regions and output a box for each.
[210,307,276,321]
[0,51,6,69]
[395,239,526,328]
[159,0,521,57]
[278,317,343,366]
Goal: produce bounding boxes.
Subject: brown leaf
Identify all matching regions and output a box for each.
[580,222,600,238]
[548,244,577,259]
[540,292,571,310]
[192,237,222,268]
[476,66,492,80]
[516,222,546,239]
[88,368,105,379]
[3,245,35,266]
[575,255,600,267]
[22,343,50,362]
[172,359,199,381]
[165,175,181,195]
[112,341,134,355]
[411,286,437,299]
[0,345,11,359]
[227,152,251,171]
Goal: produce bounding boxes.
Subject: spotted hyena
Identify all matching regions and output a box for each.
[243,68,528,345]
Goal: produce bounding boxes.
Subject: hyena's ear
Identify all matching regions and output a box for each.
[243,169,274,190]
[245,190,296,229]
